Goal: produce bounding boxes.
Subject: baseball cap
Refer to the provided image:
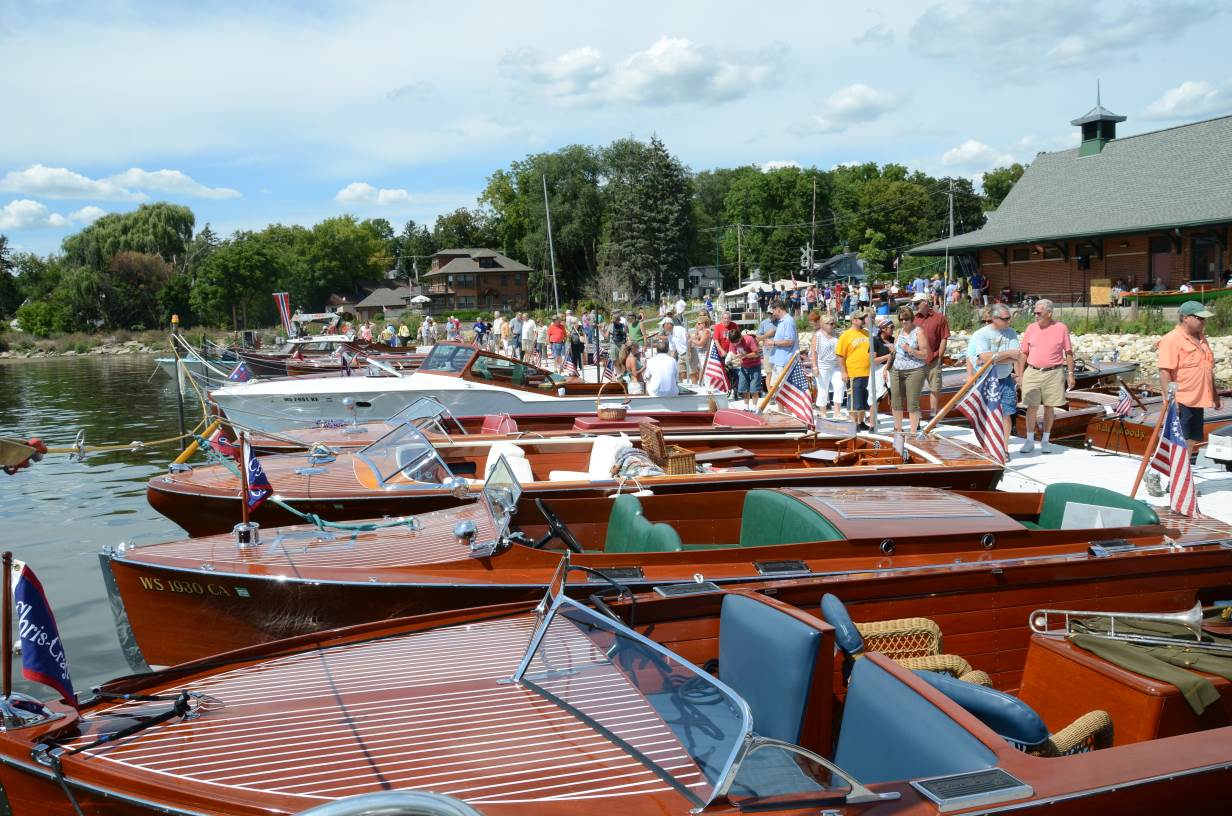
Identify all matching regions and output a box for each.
[912,292,929,303]
[1179,300,1214,318]
[850,309,868,319]
[876,315,893,328]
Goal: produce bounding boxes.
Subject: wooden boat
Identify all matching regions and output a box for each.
[1124,284,1232,307]
[11,515,1232,814]
[282,342,428,377]
[245,398,805,454]
[110,473,1192,668]
[147,419,1003,536]
[210,342,728,434]
[1011,386,1139,441]
[1086,393,1232,456]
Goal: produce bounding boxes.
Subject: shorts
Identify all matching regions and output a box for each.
[890,366,925,412]
[849,377,869,412]
[1021,366,1066,407]
[737,366,763,395]
[1178,404,1205,442]
[550,342,565,357]
[993,375,1018,415]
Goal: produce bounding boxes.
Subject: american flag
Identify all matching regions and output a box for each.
[1149,400,1197,516]
[562,357,578,377]
[775,357,815,428]
[1111,385,1133,417]
[273,292,293,334]
[955,365,1008,464]
[242,438,274,511]
[703,340,729,392]
[602,357,618,383]
[227,361,251,382]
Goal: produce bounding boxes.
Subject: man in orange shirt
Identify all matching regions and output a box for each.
[1158,300,1217,458]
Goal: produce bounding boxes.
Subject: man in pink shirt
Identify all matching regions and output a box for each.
[1014,298,1075,454]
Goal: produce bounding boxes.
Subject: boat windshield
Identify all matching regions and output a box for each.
[420,343,477,374]
[388,397,467,438]
[482,454,522,542]
[513,594,751,807]
[355,423,452,486]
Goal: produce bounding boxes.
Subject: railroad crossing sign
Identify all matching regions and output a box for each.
[800,242,815,272]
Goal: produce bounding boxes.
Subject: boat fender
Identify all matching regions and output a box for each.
[3,438,47,476]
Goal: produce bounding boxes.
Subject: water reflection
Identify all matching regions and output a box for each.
[0,356,192,696]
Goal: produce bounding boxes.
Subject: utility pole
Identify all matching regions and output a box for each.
[542,174,560,313]
[736,224,743,286]
[944,178,955,316]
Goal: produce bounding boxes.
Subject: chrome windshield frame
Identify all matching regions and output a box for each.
[395,396,468,441]
[480,454,522,544]
[510,581,754,808]
[713,735,898,808]
[353,422,453,488]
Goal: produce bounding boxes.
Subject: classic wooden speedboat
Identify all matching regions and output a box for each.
[12,520,1232,814]
[1087,393,1232,456]
[1124,284,1232,307]
[246,399,805,454]
[148,418,1002,536]
[1010,386,1148,441]
[210,342,727,434]
[109,471,1197,668]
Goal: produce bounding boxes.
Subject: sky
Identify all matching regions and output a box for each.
[2,0,1230,256]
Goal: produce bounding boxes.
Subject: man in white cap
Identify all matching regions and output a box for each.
[662,316,690,380]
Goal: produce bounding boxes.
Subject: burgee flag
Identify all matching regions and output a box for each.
[13,562,75,704]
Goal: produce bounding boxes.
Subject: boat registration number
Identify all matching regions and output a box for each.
[137,576,245,597]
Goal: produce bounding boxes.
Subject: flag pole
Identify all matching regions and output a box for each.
[2,552,11,700]
[1129,395,1172,498]
[921,356,998,435]
[757,351,800,413]
[239,431,251,527]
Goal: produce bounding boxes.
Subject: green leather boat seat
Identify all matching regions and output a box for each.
[738,489,844,548]
[1035,483,1160,530]
[604,493,646,553]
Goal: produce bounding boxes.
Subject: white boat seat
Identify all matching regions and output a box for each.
[548,433,631,482]
[483,441,527,479]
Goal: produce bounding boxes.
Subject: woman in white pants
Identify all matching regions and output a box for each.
[811,314,844,416]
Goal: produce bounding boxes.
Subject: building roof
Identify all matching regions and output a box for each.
[354,287,412,309]
[424,248,533,277]
[1070,104,1126,126]
[910,115,1232,255]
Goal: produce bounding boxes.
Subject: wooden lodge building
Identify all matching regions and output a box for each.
[910,109,1232,302]
[422,248,532,313]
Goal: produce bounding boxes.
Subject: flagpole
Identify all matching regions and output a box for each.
[757,351,800,413]
[239,431,251,527]
[921,356,998,434]
[2,552,11,700]
[1129,395,1172,498]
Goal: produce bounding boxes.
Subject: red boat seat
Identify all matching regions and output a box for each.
[481,414,518,435]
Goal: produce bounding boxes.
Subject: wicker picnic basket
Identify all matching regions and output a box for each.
[595,381,628,421]
[639,421,697,475]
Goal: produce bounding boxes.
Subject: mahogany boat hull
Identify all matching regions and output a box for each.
[147,459,1003,537]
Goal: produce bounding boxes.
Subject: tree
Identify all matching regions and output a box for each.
[0,236,18,317]
[394,219,437,280]
[982,163,1026,210]
[105,252,173,329]
[719,166,831,283]
[432,208,496,250]
[62,202,195,271]
[191,232,290,327]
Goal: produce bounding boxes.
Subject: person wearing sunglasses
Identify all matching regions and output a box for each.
[1158,300,1218,460]
[966,303,1021,451]
[1015,299,1075,454]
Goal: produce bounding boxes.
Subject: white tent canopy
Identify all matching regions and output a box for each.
[723,281,774,297]
[770,278,811,290]
[410,295,431,303]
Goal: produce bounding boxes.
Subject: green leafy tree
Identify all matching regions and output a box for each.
[858,228,890,275]
[394,219,437,279]
[720,166,832,282]
[105,252,173,329]
[62,202,195,271]
[432,208,497,251]
[191,232,290,327]
[982,163,1026,210]
[0,236,19,317]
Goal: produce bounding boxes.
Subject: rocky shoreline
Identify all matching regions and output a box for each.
[0,341,159,360]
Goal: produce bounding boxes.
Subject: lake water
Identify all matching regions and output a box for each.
[0,355,190,698]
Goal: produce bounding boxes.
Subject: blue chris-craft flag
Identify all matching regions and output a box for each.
[13,562,75,705]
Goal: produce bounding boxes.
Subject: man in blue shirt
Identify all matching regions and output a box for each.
[966,302,1021,450]
[768,299,798,379]
[472,317,490,348]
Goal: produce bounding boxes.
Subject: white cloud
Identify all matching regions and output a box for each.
[855,24,894,46]
[505,36,779,106]
[334,182,412,206]
[0,199,105,229]
[759,160,801,172]
[804,84,900,133]
[942,139,1016,171]
[909,0,1209,78]
[1143,80,1232,120]
[106,169,240,199]
[0,164,238,201]
[0,165,142,201]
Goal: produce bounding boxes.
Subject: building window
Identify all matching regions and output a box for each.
[1042,245,1063,260]
[501,276,508,286]
[1011,248,1029,262]
[514,274,522,285]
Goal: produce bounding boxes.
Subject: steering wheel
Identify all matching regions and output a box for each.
[533,498,584,553]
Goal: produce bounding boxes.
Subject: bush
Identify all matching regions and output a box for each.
[14,301,68,338]
[943,300,979,332]
[1209,297,1232,335]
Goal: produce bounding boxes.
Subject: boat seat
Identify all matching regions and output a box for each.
[694,446,755,466]
[604,494,645,553]
[915,669,1114,757]
[738,489,843,548]
[1035,483,1160,530]
[480,414,518,435]
[608,512,682,554]
[821,593,991,686]
[718,593,827,746]
[548,433,631,482]
[482,442,526,479]
[835,657,998,785]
